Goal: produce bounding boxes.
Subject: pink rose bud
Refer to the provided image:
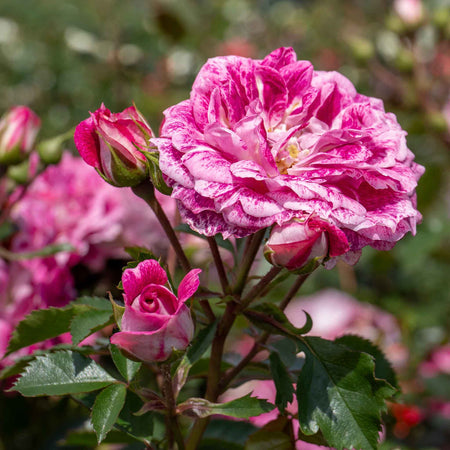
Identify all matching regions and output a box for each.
[110,259,200,362]
[0,106,41,165]
[74,104,153,187]
[264,217,349,271]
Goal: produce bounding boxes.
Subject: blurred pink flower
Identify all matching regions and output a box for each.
[153,47,424,265]
[284,289,406,368]
[10,152,170,269]
[0,105,41,165]
[1,152,178,369]
[420,344,450,377]
[393,0,424,24]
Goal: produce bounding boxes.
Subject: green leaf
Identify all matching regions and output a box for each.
[11,350,117,396]
[72,296,113,310]
[173,321,218,395]
[124,246,158,263]
[296,336,396,450]
[199,439,244,450]
[203,419,257,445]
[59,429,140,446]
[110,344,142,382]
[110,296,126,328]
[6,305,86,355]
[0,344,97,380]
[178,393,274,419]
[269,338,299,368]
[244,303,312,339]
[144,151,173,195]
[245,430,292,450]
[91,384,127,443]
[71,308,113,345]
[269,352,294,412]
[6,296,112,354]
[115,391,155,443]
[335,334,398,389]
[0,243,74,261]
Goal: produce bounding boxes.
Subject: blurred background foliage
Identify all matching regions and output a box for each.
[0,0,449,448]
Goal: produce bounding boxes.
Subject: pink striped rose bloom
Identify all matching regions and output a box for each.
[152,47,424,265]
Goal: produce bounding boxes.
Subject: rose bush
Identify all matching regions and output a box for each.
[153,47,424,264]
[111,259,200,362]
[74,104,152,186]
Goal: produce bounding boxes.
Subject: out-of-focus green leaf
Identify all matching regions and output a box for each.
[245,430,292,450]
[115,391,155,443]
[91,384,127,443]
[11,350,117,396]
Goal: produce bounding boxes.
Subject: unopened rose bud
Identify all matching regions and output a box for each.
[264,217,349,272]
[111,259,200,362]
[74,104,153,187]
[0,106,41,165]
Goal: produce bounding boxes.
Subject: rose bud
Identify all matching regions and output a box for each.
[0,106,41,165]
[110,259,200,363]
[264,217,349,271]
[74,104,153,187]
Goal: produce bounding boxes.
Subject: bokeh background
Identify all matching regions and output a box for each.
[0,0,449,449]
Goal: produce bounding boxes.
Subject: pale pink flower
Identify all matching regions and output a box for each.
[284,289,407,368]
[420,344,450,378]
[393,0,424,24]
[111,259,200,362]
[0,105,41,165]
[153,47,424,264]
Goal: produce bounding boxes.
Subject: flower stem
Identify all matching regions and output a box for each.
[279,273,310,310]
[207,237,229,294]
[133,181,215,323]
[132,180,191,273]
[232,229,266,294]
[239,266,283,310]
[161,364,185,450]
[220,273,310,392]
